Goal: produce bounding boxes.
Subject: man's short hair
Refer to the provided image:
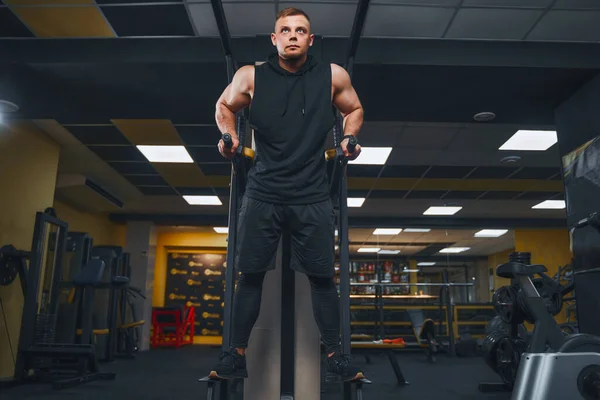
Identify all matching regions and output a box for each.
[276,7,310,24]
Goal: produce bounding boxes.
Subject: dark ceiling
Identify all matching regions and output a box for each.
[2,62,597,125]
[1,0,600,234]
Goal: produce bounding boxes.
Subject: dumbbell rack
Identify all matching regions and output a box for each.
[479,252,533,393]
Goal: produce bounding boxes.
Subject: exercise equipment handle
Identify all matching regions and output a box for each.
[347,136,358,154]
[576,212,599,229]
[222,133,233,149]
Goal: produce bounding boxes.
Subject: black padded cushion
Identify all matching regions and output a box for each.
[73,259,105,286]
[497,262,548,278]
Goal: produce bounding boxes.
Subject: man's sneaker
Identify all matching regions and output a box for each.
[208,348,248,379]
[326,353,364,381]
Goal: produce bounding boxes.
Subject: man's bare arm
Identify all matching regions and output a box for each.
[331,63,363,138]
[215,65,254,139]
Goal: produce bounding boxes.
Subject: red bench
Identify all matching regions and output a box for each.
[151,306,195,348]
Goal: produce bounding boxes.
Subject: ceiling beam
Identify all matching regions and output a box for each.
[345,0,371,74]
[210,0,234,59]
[108,213,566,229]
[3,37,600,69]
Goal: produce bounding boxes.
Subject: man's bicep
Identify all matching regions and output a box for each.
[334,83,362,117]
[332,65,361,116]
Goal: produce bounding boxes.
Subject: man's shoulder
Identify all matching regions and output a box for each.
[235,65,256,88]
[329,63,346,75]
[329,63,350,89]
[238,64,257,74]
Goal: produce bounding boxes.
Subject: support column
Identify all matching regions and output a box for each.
[409,260,418,295]
[244,246,281,400]
[555,73,600,336]
[244,237,321,400]
[294,270,321,400]
[124,221,157,351]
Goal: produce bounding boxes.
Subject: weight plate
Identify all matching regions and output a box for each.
[493,286,518,324]
[559,334,600,353]
[577,365,600,400]
[532,278,563,316]
[482,331,509,373]
[496,337,526,389]
[0,245,19,287]
[486,315,509,335]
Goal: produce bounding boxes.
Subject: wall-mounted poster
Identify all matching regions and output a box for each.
[164,250,226,337]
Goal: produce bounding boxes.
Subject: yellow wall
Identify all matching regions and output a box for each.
[489,247,516,290]
[153,231,227,307]
[514,229,572,323]
[514,229,572,274]
[0,121,61,379]
[53,200,126,247]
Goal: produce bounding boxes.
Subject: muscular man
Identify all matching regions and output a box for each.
[210,7,364,381]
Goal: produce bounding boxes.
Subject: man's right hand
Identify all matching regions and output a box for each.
[218,135,240,159]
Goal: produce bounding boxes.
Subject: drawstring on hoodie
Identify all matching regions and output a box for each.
[301,72,306,116]
[268,53,312,118]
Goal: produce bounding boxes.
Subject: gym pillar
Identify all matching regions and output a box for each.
[244,235,321,400]
[555,72,600,336]
[124,221,157,351]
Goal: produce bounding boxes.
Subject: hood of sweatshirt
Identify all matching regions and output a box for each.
[266,52,318,117]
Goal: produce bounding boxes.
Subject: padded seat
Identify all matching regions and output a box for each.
[497,262,548,279]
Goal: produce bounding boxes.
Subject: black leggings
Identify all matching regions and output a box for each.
[230,272,342,355]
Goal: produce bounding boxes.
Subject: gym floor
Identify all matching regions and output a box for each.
[2,346,512,400]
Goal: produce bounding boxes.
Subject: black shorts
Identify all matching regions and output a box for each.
[234,196,336,277]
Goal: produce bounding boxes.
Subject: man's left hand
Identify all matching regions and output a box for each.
[341,137,361,161]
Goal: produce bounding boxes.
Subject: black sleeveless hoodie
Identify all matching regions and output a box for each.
[246,52,336,204]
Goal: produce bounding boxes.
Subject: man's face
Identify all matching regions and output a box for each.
[271,15,314,60]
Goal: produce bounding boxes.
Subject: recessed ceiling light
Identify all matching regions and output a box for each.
[499,130,557,151]
[473,111,496,122]
[474,229,508,238]
[182,195,222,205]
[335,245,339,250]
[0,100,19,113]
[373,228,402,235]
[423,206,462,216]
[213,227,228,234]
[404,228,431,233]
[357,247,380,253]
[378,250,401,255]
[137,145,194,163]
[532,200,565,210]
[348,197,365,207]
[417,262,436,266]
[439,247,470,254]
[348,147,392,165]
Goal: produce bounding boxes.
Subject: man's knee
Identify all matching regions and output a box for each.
[307,275,336,291]
[238,271,267,287]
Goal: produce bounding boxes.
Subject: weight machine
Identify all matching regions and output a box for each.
[480,212,600,400]
[0,208,115,390]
